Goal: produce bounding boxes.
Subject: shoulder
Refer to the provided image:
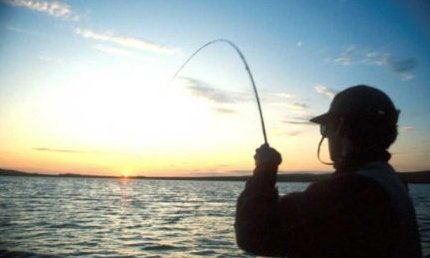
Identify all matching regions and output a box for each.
[302,172,395,215]
[306,172,386,196]
[278,173,390,208]
[277,173,392,223]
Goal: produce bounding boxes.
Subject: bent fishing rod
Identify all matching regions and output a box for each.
[171,39,268,145]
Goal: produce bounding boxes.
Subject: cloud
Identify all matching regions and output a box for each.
[5,25,27,33]
[286,131,302,136]
[187,82,233,103]
[93,44,131,56]
[4,0,79,20]
[332,45,357,65]
[399,126,415,133]
[399,73,415,81]
[261,92,295,106]
[182,77,247,104]
[283,120,311,125]
[213,107,237,114]
[282,115,313,125]
[271,92,295,99]
[33,147,85,153]
[182,78,299,109]
[291,102,309,109]
[315,85,337,99]
[279,102,310,113]
[5,25,48,37]
[331,45,382,66]
[330,45,418,81]
[38,55,65,64]
[75,28,180,55]
[387,57,418,73]
[387,57,418,81]
[182,77,311,119]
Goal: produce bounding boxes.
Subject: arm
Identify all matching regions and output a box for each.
[235,145,310,257]
[235,163,284,256]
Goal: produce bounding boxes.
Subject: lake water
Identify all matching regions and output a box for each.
[0,176,429,257]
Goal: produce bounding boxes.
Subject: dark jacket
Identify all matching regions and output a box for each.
[235,162,422,258]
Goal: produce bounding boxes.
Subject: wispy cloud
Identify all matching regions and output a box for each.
[329,45,418,81]
[271,92,295,99]
[5,25,47,37]
[283,120,312,125]
[182,77,313,118]
[33,147,86,153]
[187,82,233,104]
[5,25,27,33]
[182,77,248,104]
[38,55,65,64]
[285,131,302,136]
[282,115,313,125]
[261,92,295,105]
[388,57,418,73]
[399,126,415,133]
[213,107,237,114]
[277,102,310,114]
[387,57,418,81]
[4,0,79,21]
[291,102,309,110]
[75,28,180,55]
[315,85,337,99]
[93,44,131,56]
[332,45,358,66]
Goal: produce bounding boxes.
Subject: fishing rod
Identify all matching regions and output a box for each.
[171,39,268,145]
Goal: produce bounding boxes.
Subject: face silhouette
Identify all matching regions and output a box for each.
[322,120,350,164]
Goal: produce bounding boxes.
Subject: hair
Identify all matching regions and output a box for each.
[341,111,399,151]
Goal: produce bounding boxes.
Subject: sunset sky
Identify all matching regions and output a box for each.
[1,0,429,176]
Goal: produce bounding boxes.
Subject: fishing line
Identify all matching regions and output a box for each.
[171,39,268,144]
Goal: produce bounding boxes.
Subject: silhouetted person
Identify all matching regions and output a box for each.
[235,85,422,258]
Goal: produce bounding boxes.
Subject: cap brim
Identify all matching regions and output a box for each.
[309,113,330,124]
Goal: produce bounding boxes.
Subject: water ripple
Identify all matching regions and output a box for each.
[0,177,428,257]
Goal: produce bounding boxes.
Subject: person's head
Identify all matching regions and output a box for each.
[310,85,399,168]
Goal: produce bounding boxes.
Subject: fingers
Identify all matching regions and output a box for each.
[254,144,282,166]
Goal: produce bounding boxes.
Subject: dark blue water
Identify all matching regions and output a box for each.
[0,176,429,257]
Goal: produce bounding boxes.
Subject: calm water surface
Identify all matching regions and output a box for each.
[0,176,429,257]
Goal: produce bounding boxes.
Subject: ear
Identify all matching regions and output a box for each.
[334,117,345,136]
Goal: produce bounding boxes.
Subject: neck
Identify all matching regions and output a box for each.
[334,148,391,173]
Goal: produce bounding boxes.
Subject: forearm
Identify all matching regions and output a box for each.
[235,164,285,256]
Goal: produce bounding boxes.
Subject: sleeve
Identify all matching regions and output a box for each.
[234,164,312,257]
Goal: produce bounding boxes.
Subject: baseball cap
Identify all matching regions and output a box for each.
[310,85,399,125]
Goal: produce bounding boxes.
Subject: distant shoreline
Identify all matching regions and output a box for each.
[1,168,430,184]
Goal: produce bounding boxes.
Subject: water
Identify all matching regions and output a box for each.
[0,176,429,257]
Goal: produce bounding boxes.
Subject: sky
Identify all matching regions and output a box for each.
[0,0,429,177]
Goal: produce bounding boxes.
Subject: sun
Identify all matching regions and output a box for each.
[121,172,130,178]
